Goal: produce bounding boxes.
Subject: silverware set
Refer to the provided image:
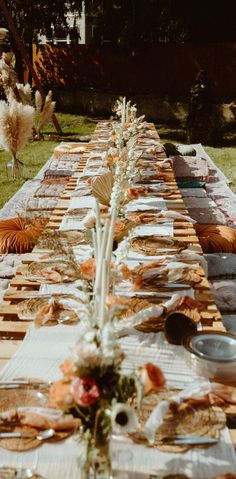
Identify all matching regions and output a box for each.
[0,379,52,390]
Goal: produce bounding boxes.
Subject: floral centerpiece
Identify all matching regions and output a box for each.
[49,319,165,478]
[48,98,165,478]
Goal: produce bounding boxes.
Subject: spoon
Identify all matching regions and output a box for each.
[0,467,43,479]
[0,428,55,440]
[16,469,37,479]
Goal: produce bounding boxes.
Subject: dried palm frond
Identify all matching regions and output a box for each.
[0,99,35,156]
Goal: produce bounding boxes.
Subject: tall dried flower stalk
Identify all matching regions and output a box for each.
[0,52,19,100]
[34,90,56,140]
[0,99,35,178]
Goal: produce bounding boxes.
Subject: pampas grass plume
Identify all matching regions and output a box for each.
[37,90,55,132]
[35,90,43,113]
[0,99,35,155]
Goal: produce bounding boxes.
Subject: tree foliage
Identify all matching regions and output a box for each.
[0,1,82,80]
[0,1,81,44]
[82,0,236,46]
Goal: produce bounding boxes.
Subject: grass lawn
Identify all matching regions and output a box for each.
[0,113,96,209]
[0,114,235,209]
[158,124,236,193]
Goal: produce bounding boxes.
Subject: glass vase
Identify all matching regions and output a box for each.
[81,442,113,479]
[6,157,24,179]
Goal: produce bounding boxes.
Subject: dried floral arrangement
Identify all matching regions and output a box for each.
[34,90,56,140]
[48,211,165,476]
[0,52,56,142]
[47,99,174,477]
[0,99,35,178]
[0,52,18,100]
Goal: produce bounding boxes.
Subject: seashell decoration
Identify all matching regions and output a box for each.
[91,172,114,206]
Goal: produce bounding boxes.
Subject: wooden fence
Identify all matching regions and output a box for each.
[32,43,236,102]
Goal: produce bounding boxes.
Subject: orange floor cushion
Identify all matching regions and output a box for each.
[195,224,236,253]
[0,217,46,254]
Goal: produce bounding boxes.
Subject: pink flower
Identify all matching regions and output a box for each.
[71,377,100,407]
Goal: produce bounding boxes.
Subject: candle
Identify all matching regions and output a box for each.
[92,228,97,261]
[121,96,126,126]
[94,218,110,295]
[126,103,129,125]
[96,226,102,259]
[105,207,117,263]
[95,200,101,229]
[99,258,108,328]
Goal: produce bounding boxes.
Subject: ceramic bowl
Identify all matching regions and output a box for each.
[183,330,236,385]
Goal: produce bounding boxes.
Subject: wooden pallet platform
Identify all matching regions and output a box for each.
[0,122,235,441]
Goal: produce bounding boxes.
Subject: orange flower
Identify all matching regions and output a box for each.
[138,363,165,396]
[119,263,132,280]
[80,258,96,281]
[86,177,95,186]
[49,380,74,409]
[128,187,140,200]
[106,154,117,167]
[106,294,129,306]
[60,359,75,379]
[114,221,127,242]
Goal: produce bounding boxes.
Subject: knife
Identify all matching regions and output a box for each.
[115,290,174,299]
[0,380,51,390]
[163,435,219,445]
[0,431,37,438]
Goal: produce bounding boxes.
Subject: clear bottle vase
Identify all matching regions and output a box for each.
[6,156,24,179]
[81,442,113,479]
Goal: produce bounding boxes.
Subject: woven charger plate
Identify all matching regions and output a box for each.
[0,388,70,451]
[131,388,225,452]
[37,230,90,248]
[130,237,187,256]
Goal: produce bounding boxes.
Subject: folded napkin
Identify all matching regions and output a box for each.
[0,407,80,431]
[127,210,195,224]
[125,198,167,213]
[132,224,173,238]
[69,196,96,210]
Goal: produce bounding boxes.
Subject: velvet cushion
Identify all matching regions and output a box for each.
[195,224,236,253]
[0,217,45,254]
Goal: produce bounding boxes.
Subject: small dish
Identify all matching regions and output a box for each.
[183,330,236,385]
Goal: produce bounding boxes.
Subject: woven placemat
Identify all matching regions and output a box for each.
[0,387,72,451]
[131,388,225,452]
[21,260,79,283]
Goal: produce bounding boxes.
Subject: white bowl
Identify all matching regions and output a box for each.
[183,330,236,385]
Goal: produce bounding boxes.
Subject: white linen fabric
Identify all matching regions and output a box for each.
[0,331,236,477]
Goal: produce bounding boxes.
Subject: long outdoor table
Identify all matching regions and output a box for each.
[0,121,235,477]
